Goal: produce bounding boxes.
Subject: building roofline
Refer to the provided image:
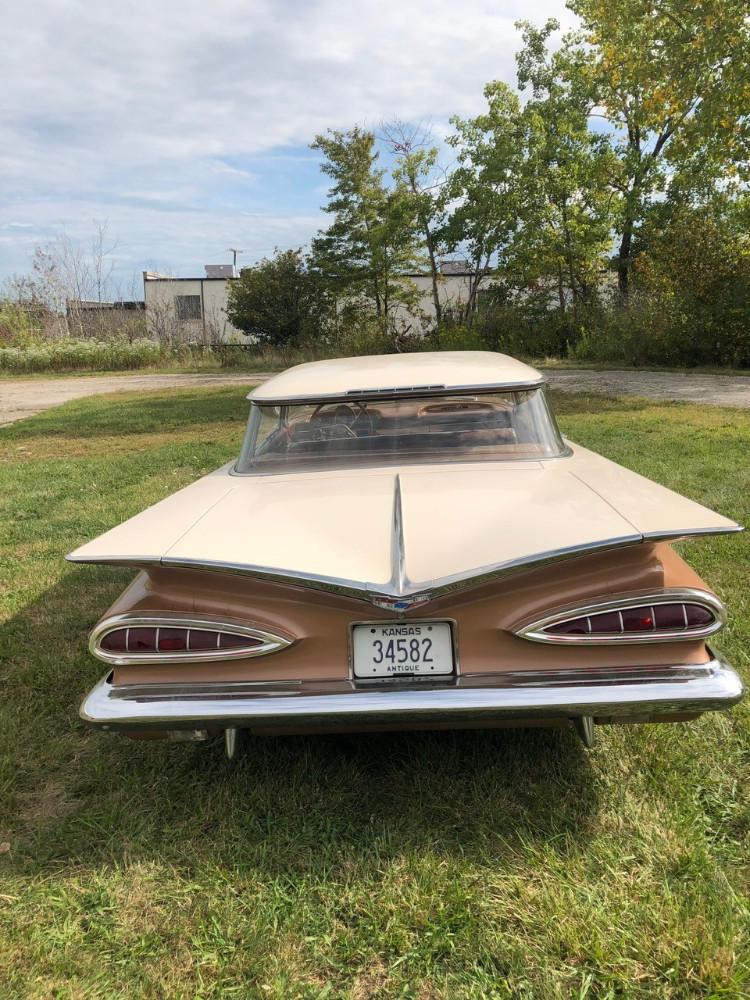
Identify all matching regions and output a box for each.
[143,275,238,282]
[143,273,486,282]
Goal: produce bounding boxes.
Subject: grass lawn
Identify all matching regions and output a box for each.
[0,387,748,999]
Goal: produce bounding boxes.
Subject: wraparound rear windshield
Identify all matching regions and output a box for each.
[236,389,567,472]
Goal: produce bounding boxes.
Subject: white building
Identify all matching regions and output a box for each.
[143,267,245,343]
[397,262,491,327]
[143,262,490,343]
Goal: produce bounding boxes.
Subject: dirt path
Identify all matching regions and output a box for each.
[0,373,266,426]
[1,367,749,427]
[547,369,750,408]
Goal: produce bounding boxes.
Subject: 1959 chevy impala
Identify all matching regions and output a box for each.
[68,352,744,757]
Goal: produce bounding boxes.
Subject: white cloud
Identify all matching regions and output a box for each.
[1,0,574,285]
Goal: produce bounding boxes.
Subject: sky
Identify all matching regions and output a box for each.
[1,0,575,294]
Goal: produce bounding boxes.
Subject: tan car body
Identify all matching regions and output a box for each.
[68,352,744,749]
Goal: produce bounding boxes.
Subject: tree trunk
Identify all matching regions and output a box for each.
[372,275,383,317]
[464,259,486,327]
[617,223,633,301]
[424,232,442,326]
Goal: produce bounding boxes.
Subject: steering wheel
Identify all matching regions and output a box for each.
[310,402,358,440]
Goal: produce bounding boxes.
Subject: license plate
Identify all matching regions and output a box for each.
[352,622,454,678]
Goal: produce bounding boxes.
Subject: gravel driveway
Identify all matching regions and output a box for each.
[1,368,748,427]
[547,369,750,408]
[0,373,265,426]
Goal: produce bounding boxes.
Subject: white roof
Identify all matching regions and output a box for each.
[249,351,543,403]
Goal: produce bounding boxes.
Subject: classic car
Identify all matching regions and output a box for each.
[68,351,744,757]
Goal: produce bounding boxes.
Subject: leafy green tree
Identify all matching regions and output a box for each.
[510,19,615,310]
[310,128,424,328]
[226,249,327,348]
[633,197,750,365]
[382,121,448,324]
[566,0,750,298]
[445,82,524,324]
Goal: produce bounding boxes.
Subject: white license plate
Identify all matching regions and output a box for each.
[352,622,454,678]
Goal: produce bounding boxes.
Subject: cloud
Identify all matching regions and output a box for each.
[1,0,574,287]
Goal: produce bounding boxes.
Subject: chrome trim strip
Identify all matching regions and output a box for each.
[80,656,744,731]
[247,378,547,406]
[390,474,408,596]
[515,588,727,645]
[153,534,645,608]
[67,531,740,612]
[642,526,743,541]
[90,612,294,666]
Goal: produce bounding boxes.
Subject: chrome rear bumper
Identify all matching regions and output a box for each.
[80,657,744,733]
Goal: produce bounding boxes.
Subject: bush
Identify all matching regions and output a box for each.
[0,301,39,347]
[422,302,592,359]
[571,205,750,369]
[226,249,331,348]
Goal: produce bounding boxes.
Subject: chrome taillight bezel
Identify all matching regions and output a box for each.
[90,613,293,665]
[515,589,726,645]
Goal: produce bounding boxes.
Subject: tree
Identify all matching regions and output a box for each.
[6,220,119,338]
[226,249,327,348]
[445,82,524,323]
[633,197,750,365]
[511,20,615,310]
[565,0,750,298]
[310,128,424,328]
[381,121,448,324]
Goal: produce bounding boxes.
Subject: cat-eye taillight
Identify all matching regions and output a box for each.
[516,590,725,645]
[91,615,292,665]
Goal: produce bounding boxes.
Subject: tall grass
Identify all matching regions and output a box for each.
[0,338,169,374]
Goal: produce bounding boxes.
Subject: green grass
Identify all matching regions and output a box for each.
[0,387,748,999]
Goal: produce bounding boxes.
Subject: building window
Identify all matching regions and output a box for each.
[175,294,202,321]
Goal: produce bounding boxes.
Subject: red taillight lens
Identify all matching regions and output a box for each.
[588,611,622,633]
[621,608,654,632]
[538,599,720,642]
[219,632,259,650]
[128,627,157,652]
[188,629,220,651]
[685,604,714,627]
[158,627,188,652]
[100,628,127,652]
[96,623,270,658]
[653,603,686,629]
[547,618,589,635]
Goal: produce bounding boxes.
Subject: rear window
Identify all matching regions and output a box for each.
[236,389,567,473]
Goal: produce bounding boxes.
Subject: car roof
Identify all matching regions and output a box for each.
[248,351,544,404]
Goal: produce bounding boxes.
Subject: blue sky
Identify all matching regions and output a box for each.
[1,0,574,295]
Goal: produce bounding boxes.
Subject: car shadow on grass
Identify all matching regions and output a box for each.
[3,569,601,879]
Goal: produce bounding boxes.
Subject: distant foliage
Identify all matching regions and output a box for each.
[0,301,38,347]
[4,3,750,371]
[0,338,165,373]
[226,249,332,349]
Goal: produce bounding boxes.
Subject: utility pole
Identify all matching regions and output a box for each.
[226,248,244,275]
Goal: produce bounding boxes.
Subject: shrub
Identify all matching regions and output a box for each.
[0,301,43,347]
[572,205,750,369]
[226,249,331,348]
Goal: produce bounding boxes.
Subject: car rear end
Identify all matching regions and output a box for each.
[80,541,743,752]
